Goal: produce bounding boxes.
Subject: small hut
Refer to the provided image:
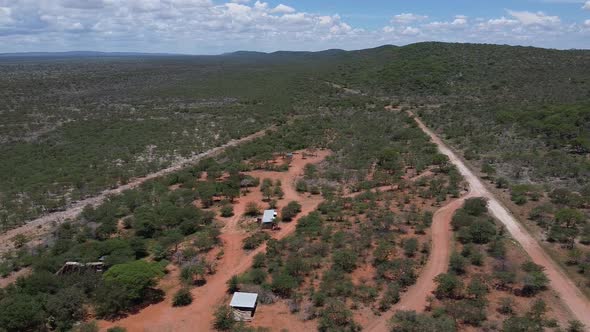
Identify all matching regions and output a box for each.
[260,209,277,229]
[229,292,258,321]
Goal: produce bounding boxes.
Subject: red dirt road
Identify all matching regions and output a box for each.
[410,113,590,328]
[365,184,472,332]
[99,150,330,332]
[0,128,273,255]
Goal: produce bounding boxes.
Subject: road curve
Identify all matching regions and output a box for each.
[410,112,590,328]
[0,127,274,255]
[366,191,472,332]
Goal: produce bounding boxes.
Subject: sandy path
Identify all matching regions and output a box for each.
[409,112,590,328]
[365,186,471,331]
[99,150,330,332]
[0,128,273,255]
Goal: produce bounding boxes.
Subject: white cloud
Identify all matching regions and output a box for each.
[583,1,590,10]
[507,10,560,27]
[270,4,295,14]
[0,1,586,53]
[426,15,469,30]
[0,7,13,25]
[401,26,420,36]
[391,13,427,25]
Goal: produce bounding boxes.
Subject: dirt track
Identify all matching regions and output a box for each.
[99,150,329,332]
[365,179,472,331]
[410,112,590,328]
[0,128,273,255]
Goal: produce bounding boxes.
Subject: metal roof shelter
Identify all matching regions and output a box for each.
[261,209,277,224]
[230,292,258,309]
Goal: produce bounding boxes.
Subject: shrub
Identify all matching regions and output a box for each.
[244,202,261,216]
[227,275,239,293]
[213,305,235,331]
[379,283,400,311]
[271,272,298,297]
[249,268,268,285]
[172,288,193,307]
[389,311,456,332]
[463,198,487,216]
[318,299,360,332]
[469,220,496,244]
[498,297,514,315]
[521,270,549,296]
[220,204,234,218]
[403,238,419,257]
[252,253,266,268]
[434,273,463,299]
[281,201,302,221]
[296,180,308,193]
[107,327,127,332]
[450,252,467,275]
[332,250,358,272]
[242,232,271,250]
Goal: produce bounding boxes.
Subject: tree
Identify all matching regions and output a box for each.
[173,288,193,307]
[333,249,358,272]
[318,299,361,332]
[463,198,487,216]
[496,177,509,189]
[389,310,456,332]
[481,163,496,178]
[0,293,45,332]
[566,320,585,332]
[521,270,549,296]
[502,316,537,332]
[281,201,302,222]
[379,283,400,311]
[106,327,127,332]
[271,272,298,297]
[467,277,488,300]
[450,252,467,275]
[227,275,239,293]
[76,321,99,332]
[403,238,419,257]
[555,208,585,229]
[46,287,86,331]
[220,204,234,217]
[101,260,164,309]
[469,220,496,244]
[434,273,463,299]
[244,202,261,216]
[213,305,235,331]
[498,297,514,315]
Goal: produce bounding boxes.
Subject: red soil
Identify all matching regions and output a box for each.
[410,113,590,328]
[0,267,31,288]
[250,301,317,332]
[365,189,472,332]
[98,150,330,332]
[0,128,273,256]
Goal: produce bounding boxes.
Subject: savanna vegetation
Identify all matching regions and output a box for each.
[1,42,589,331]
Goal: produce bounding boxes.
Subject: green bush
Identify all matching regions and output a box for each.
[172,288,193,307]
[242,232,271,250]
[220,204,234,217]
[281,201,302,221]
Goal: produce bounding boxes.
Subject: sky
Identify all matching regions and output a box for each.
[0,0,589,54]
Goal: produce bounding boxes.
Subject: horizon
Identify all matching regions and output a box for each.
[0,1,589,53]
[2,41,590,57]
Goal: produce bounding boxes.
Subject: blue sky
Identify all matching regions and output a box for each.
[0,0,588,53]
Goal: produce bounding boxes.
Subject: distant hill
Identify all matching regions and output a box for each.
[0,51,184,58]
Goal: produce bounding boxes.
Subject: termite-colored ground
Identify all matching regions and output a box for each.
[99,150,330,332]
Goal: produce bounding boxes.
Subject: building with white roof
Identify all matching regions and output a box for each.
[229,292,258,321]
